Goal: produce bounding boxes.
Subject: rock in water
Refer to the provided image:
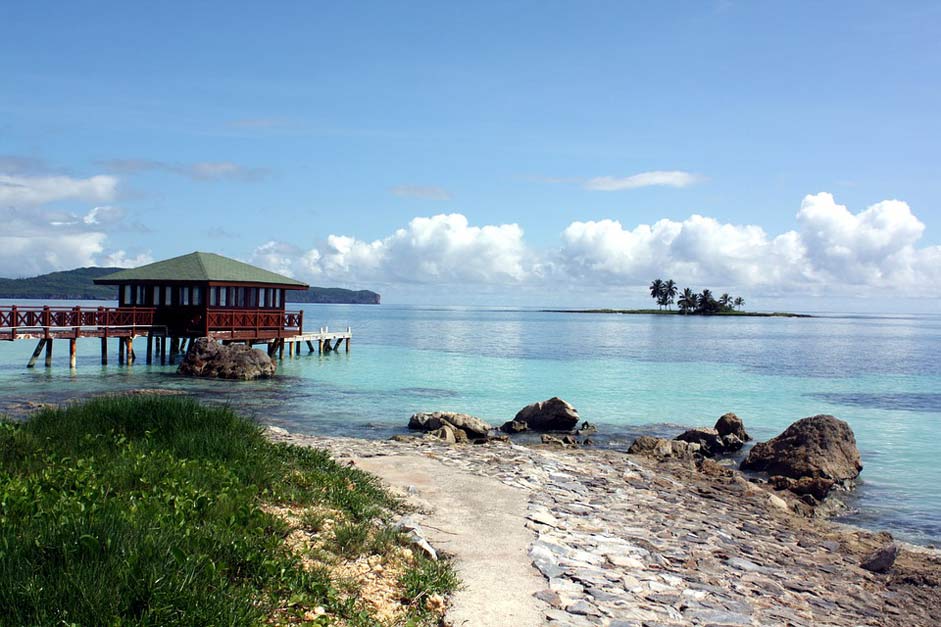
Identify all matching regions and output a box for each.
[715,412,751,442]
[512,397,580,432]
[178,337,276,380]
[740,415,862,482]
[675,427,725,456]
[408,411,492,439]
[860,543,898,573]
[501,419,529,434]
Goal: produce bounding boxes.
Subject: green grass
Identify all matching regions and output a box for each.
[0,396,457,626]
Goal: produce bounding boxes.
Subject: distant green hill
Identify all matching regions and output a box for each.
[0,267,119,299]
[0,267,381,305]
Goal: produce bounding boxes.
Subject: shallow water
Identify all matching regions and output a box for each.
[1,300,939,545]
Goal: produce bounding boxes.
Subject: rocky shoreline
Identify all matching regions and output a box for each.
[267,428,941,627]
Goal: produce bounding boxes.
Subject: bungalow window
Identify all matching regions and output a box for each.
[209,287,218,306]
[137,286,146,305]
[193,287,203,306]
[260,288,267,308]
[165,286,172,305]
[123,285,131,305]
[220,287,228,307]
[181,287,190,306]
[273,289,281,308]
[236,287,245,307]
[153,286,160,305]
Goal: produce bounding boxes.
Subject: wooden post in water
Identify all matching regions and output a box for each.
[160,337,167,365]
[118,338,125,365]
[278,339,285,360]
[146,334,153,365]
[69,339,77,369]
[345,337,350,352]
[101,337,108,365]
[27,339,46,368]
[306,340,315,353]
[45,339,53,368]
[127,337,135,364]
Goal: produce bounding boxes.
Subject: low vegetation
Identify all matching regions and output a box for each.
[0,396,456,626]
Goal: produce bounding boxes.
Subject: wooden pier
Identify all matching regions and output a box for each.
[0,305,350,369]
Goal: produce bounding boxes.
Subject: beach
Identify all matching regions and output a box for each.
[267,428,941,627]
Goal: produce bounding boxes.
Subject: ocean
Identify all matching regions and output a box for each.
[1,300,939,545]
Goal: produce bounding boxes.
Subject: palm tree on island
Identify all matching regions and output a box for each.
[719,293,732,308]
[661,280,678,310]
[734,296,745,310]
[678,288,698,314]
[649,279,665,310]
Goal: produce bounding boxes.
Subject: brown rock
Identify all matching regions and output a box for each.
[861,543,898,573]
[408,412,492,439]
[715,412,751,442]
[513,397,580,432]
[740,415,862,482]
[177,337,276,380]
[500,419,529,434]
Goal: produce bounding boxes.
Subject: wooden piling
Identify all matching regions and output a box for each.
[345,337,350,352]
[118,338,125,365]
[27,339,46,368]
[160,337,167,365]
[146,334,153,365]
[127,337,135,364]
[45,339,53,368]
[101,337,108,365]
[278,339,285,359]
[69,339,77,369]
[306,340,315,353]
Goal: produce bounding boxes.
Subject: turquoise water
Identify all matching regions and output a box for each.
[1,300,939,545]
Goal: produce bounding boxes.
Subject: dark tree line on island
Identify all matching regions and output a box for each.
[649,279,745,314]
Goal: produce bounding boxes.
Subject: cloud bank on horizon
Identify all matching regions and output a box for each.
[249,192,940,297]
[1,167,938,300]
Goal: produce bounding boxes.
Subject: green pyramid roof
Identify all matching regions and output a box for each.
[93,252,308,288]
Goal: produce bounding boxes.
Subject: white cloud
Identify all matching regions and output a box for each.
[251,214,531,285]
[247,194,941,298]
[0,174,117,207]
[100,249,154,268]
[583,170,705,191]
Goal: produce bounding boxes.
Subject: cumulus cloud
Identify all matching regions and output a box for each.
[389,185,452,201]
[583,170,705,191]
[558,193,941,294]
[251,214,530,285]
[0,173,118,207]
[247,194,941,297]
[97,159,268,181]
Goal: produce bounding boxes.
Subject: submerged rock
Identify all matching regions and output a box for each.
[674,413,749,457]
[715,412,751,442]
[741,415,863,483]
[177,337,276,380]
[511,397,580,432]
[501,419,529,434]
[408,411,492,440]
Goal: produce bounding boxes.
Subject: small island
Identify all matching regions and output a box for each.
[545,278,811,317]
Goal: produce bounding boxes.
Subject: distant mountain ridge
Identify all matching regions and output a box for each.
[0,267,380,305]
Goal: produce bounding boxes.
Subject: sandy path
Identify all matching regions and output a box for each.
[350,453,546,627]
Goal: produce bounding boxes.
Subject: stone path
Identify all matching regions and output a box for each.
[267,430,941,627]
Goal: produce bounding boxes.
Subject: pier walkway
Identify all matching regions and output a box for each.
[0,305,350,368]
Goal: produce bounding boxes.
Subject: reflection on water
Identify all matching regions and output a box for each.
[1,302,940,544]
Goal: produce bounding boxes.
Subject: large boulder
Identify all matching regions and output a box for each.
[740,415,862,482]
[408,411,492,440]
[715,412,750,442]
[178,338,276,380]
[509,397,580,432]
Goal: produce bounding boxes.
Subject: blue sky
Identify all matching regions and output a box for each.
[2,2,940,308]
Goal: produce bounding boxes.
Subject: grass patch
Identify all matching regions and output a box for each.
[0,396,457,626]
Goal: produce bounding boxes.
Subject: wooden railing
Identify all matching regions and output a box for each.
[204,309,303,335]
[0,306,156,336]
